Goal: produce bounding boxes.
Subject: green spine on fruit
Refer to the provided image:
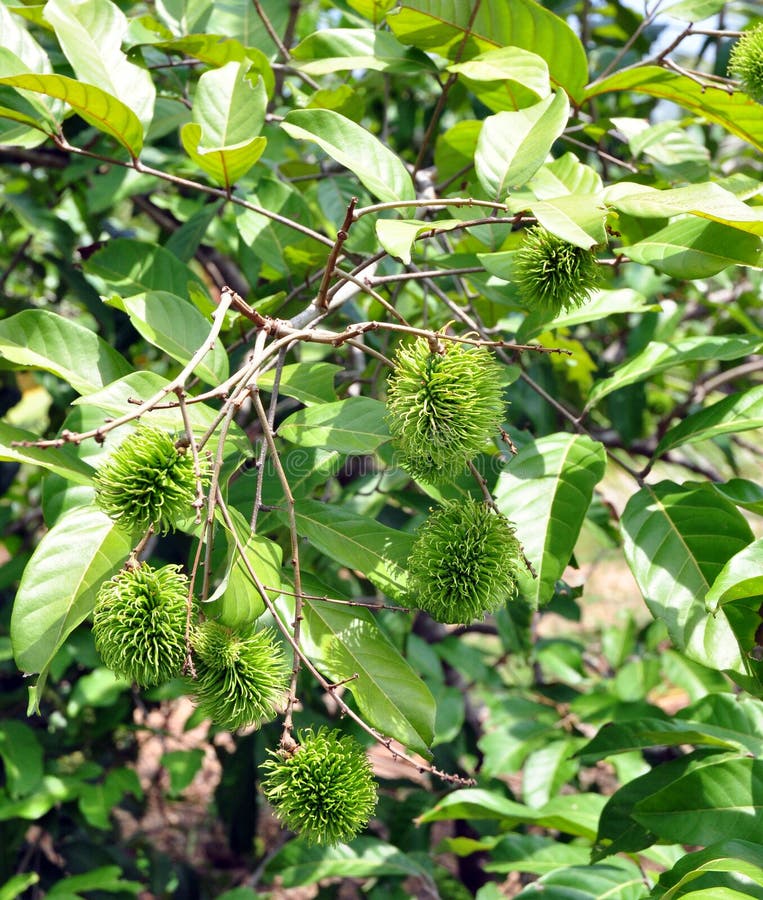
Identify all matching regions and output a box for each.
[386,337,505,482]
[188,620,289,730]
[407,498,524,624]
[514,226,600,317]
[728,23,763,103]
[261,727,377,846]
[94,425,206,535]
[93,563,189,687]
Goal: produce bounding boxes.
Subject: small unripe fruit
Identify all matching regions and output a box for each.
[188,620,289,731]
[407,498,524,624]
[261,727,377,845]
[386,337,505,482]
[94,425,206,535]
[93,563,189,686]
[728,24,763,104]
[514,226,600,316]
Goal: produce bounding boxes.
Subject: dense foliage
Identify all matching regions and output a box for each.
[2,0,763,896]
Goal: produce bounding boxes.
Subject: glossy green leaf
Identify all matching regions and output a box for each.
[0,309,132,396]
[387,0,588,100]
[494,434,606,607]
[0,72,143,154]
[620,481,755,677]
[513,861,647,899]
[291,594,435,755]
[479,834,590,875]
[45,0,155,131]
[624,219,762,279]
[0,422,94,485]
[706,539,763,613]
[263,837,431,887]
[656,386,763,457]
[0,873,40,900]
[11,507,133,711]
[205,0,287,55]
[653,840,763,899]
[475,91,569,198]
[181,62,267,188]
[516,288,657,342]
[287,500,413,601]
[109,291,229,386]
[0,720,43,798]
[84,238,206,298]
[257,362,341,406]
[634,758,763,846]
[281,109,415,204]
[448,46,551,111]
[517,193,607,248]
[713,480,763,516]
[585,67,763,153]
[662,0,727,20]
[527,153,604,198]
[606,182,763,236]
[291,28,433,75]
[585,335,763,412]
[376,218,464,264]
[278,397,390,454]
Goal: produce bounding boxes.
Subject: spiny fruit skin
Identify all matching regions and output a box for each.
[386,337,505,482]
[261,727,377,846]
[188,620,289,731]
[514,226,600,317]
[94,425,206,535]
[93,563,189,687]
[728,24,763,103]
[407,498,524,624]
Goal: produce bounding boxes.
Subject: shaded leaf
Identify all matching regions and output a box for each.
[706,539,763,613]
[257,362,341,406]
[278,398,390,454]
[292,28,434,75]
[0,422,94,485]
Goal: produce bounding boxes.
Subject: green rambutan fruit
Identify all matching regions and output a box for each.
[93,563,190,686]
[94,425,206,535]
[261,727,378,846]
[386,337,506,482]
[513,226,600,316]
[728,23,763,103]
[188,620,289,731]
[407,498,524,624]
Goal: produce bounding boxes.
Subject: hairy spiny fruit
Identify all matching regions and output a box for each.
[407,498,524,624]
[514,226,600,316]
[728,23,763,103]
[188,620,289,730]
[94,425,206,535]
[386,337,505,482]
[93,563,189,686]
[261,727,377,845]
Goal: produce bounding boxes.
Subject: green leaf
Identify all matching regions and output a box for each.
[281,109,415,204]
[586,67,763,153]
[0,422,94,485]
[515,193,607,249]
[257,362,341,406]
[605,182,763,236]
[84,238,206,298]
[181,61,267,188]
[0,775,76,822]
[448,46,551,111]
[45,0,155,131]
[706,539,763,613]
[713,480,763,516]
[527,152,603,198]
[0,720,43,798]
[654,840,763,899]
[376,218,464,265]
[387,0,588,100]
[291,28,434,75]
[624,218,762,279]
[0,874,40,900]
[290,593,435,755]
[656,386,763,457]
[480,833,591,875]
[634,758,763,846]
[263,837,431,887]
[0,309,132,396]
[46,865,142,897]
[109,291,229,386]
[494,434,606,607]
[585,335,763,412]
[0,72,143,155]
[475,91,569,198]
[10,507,133,709]
[620,481,755,677]
[513,861,647,899]
[161,749,205,796]
[287,500,413,601]
[278,397,390,454]
[662,0,727,20]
